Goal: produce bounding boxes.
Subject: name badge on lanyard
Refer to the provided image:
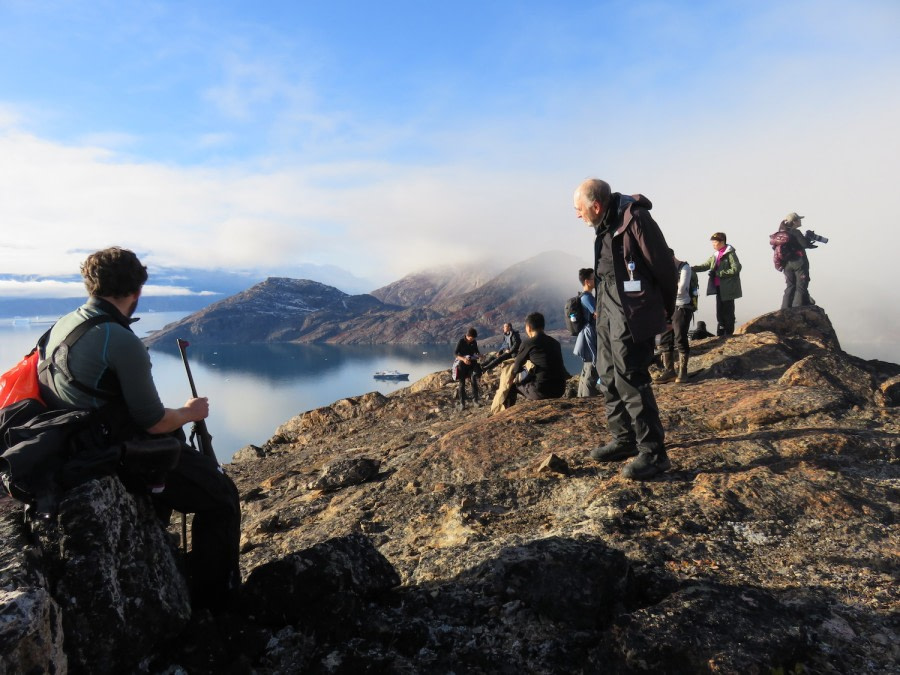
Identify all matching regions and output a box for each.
[623,259,641,292]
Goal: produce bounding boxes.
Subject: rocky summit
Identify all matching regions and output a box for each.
[2,306,898,674]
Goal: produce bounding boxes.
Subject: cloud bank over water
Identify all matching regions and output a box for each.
[0,1,897,355]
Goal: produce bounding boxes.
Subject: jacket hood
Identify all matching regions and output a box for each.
[617,193,652,218]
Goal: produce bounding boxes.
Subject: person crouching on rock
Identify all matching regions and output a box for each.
[454,327,483,409]
[503,312,569,407]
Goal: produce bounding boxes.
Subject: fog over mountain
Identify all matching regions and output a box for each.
[144,251,586,346]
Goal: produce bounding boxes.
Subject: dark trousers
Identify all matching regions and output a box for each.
[659,306,693,355]
[782,260,811,308]
[151,447,241,609]
[481,352,512,372]
[715,291,735,336]
[596,281,665,454]
[455,362,482,402]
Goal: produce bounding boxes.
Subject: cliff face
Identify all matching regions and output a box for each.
[3,306,898,673]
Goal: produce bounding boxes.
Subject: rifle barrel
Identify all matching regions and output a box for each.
[176,338,218,465]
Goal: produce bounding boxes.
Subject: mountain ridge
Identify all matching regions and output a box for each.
[144,250,587,346]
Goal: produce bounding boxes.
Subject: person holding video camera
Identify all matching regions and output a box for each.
[779,212,824,308]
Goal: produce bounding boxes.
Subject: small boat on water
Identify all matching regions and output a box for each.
[373,370,410,381]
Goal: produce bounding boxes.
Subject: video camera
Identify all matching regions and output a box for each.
[805,230,828,245]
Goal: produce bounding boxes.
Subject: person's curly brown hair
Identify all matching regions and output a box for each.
[80,247,148,298]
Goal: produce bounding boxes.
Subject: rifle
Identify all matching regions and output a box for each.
[175,338,218,466]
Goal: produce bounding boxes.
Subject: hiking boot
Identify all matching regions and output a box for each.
[675,353,689,384]
[589,440,638,462]
[654,351,676,384]
[622,451,672,480]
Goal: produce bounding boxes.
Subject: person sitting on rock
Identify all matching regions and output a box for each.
[504,312,569,406]
[38,247,241,610]
[453,327,483,409]
[481,322,522,373]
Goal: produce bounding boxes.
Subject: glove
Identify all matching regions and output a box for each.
[708,270,716,278]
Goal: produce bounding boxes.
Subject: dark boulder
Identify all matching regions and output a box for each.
[1,477,190,674]
[241,533,400,632]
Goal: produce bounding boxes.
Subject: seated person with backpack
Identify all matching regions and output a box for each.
[504,312,569,406]
[453,327,483,409]
[480,322,522,372]
[36,247,240,610]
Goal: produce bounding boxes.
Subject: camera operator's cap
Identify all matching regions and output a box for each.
[785,212,804,223]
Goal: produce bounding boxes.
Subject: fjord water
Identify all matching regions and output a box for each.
[0,312,585,463]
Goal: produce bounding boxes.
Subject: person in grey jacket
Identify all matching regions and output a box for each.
[574,178,677,480]
[481,323,521,372]
[692,232,742,337]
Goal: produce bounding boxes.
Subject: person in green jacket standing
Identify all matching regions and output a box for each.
[692,232,742,337]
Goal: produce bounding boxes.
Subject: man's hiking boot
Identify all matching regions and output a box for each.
[654,351,676,384]
[622,451,672,480]
[675,353,689,384]
[589,440,638,462]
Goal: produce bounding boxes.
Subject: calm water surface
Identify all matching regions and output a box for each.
[0,312,582,463]
[4,311,893,464]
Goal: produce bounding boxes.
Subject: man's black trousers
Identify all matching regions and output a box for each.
[596,280,666,454]
[151,447,241,610]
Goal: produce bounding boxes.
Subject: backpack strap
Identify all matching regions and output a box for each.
[38,314,121,402]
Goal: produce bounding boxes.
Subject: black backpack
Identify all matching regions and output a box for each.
[683,263,700,311]
[564,293,588,336]
[1,314,122,512]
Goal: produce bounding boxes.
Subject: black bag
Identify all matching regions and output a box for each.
[683,262,700,311]
[1,406,119,513]
[0,313,121,512]
[564,293,587,336]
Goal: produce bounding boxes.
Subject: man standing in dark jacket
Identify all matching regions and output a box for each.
[574,178,677,480]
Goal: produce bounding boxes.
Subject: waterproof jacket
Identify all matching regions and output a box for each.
[593,194,677,342]
[693,246,743,301]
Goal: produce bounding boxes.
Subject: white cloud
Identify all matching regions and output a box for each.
[0,279,215,299]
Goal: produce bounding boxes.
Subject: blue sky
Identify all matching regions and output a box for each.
[0,0,898,349]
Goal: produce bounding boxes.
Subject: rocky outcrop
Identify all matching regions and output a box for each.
[3,306,897,673]
[0,477,190,674]
[228,305,898,673]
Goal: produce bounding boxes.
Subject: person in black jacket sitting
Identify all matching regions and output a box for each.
[505,312,569,406]
[481,322,522,372]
